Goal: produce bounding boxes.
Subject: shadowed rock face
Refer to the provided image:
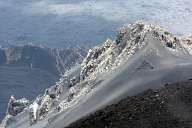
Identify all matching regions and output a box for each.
[66,80,192,128]
[1,45,86,75]
[3,45,60,75]
[0,45,86,120]
[0,49,6,64]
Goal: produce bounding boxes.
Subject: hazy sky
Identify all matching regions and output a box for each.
[0,0,192,47]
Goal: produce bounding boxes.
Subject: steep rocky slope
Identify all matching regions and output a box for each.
[0,45,85,120]
[1,22,192,128]
[66,80,192,128]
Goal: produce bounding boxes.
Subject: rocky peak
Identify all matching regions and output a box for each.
[80,21,189,81]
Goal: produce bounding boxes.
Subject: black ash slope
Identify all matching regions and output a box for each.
[66,80,192,128]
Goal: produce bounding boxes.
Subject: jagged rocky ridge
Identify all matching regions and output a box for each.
[1,22,192,128]
[0,45,85,121]
[80,21,192,81]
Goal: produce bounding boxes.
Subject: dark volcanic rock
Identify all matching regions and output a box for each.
[66,80,192,128]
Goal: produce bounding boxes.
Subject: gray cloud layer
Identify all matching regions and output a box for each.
[0,0,192,47]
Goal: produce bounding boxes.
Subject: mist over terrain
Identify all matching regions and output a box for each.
[2,22,192,128]
[1,0,192,128]
[0,45,85,120]
[0,0,192,48]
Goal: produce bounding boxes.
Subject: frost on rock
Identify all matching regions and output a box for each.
[29,102,39,125]
[80,21,188,81]
[58,82,91,112]
[80,38,119,81]
[38,94,52,120]
[6,95,29,116]
[28,75,77,123]
[29,92,57,125]
[181,35,192,55]
[0,96,29,128]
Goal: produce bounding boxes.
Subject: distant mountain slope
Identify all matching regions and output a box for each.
[0,45,85,120]
[2,22,192,128]
[0,45,86,75]
[66,80,192,128]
